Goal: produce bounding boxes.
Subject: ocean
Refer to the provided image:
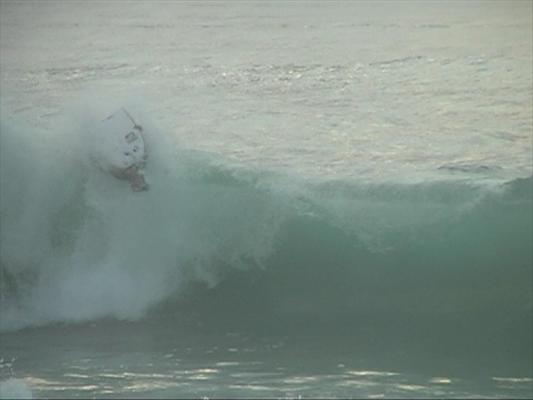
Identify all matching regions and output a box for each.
[0,1,532,398]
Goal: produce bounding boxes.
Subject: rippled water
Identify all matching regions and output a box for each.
[1,0,531,182]
[2,320,532,399]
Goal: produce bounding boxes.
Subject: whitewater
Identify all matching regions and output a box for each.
[0,1,532,398]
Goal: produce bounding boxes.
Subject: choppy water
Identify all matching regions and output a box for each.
[1,1,532,398]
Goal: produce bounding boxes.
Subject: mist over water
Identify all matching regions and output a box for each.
[0,103,286,330]
[1,1,532,398]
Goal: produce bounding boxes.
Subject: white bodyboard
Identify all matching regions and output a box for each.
[91,109,148,191]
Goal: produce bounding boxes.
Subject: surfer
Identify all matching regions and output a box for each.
[108,156,148,192]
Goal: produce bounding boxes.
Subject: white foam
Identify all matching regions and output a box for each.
[0,379,33,399]
[0,101,286,331]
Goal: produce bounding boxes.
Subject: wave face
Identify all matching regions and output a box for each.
[1,109,531,368]
[178,174,532,371]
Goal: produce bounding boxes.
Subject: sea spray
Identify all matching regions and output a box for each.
[0,107,288,331]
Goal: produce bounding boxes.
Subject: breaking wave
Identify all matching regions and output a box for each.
[0,105,531,369]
